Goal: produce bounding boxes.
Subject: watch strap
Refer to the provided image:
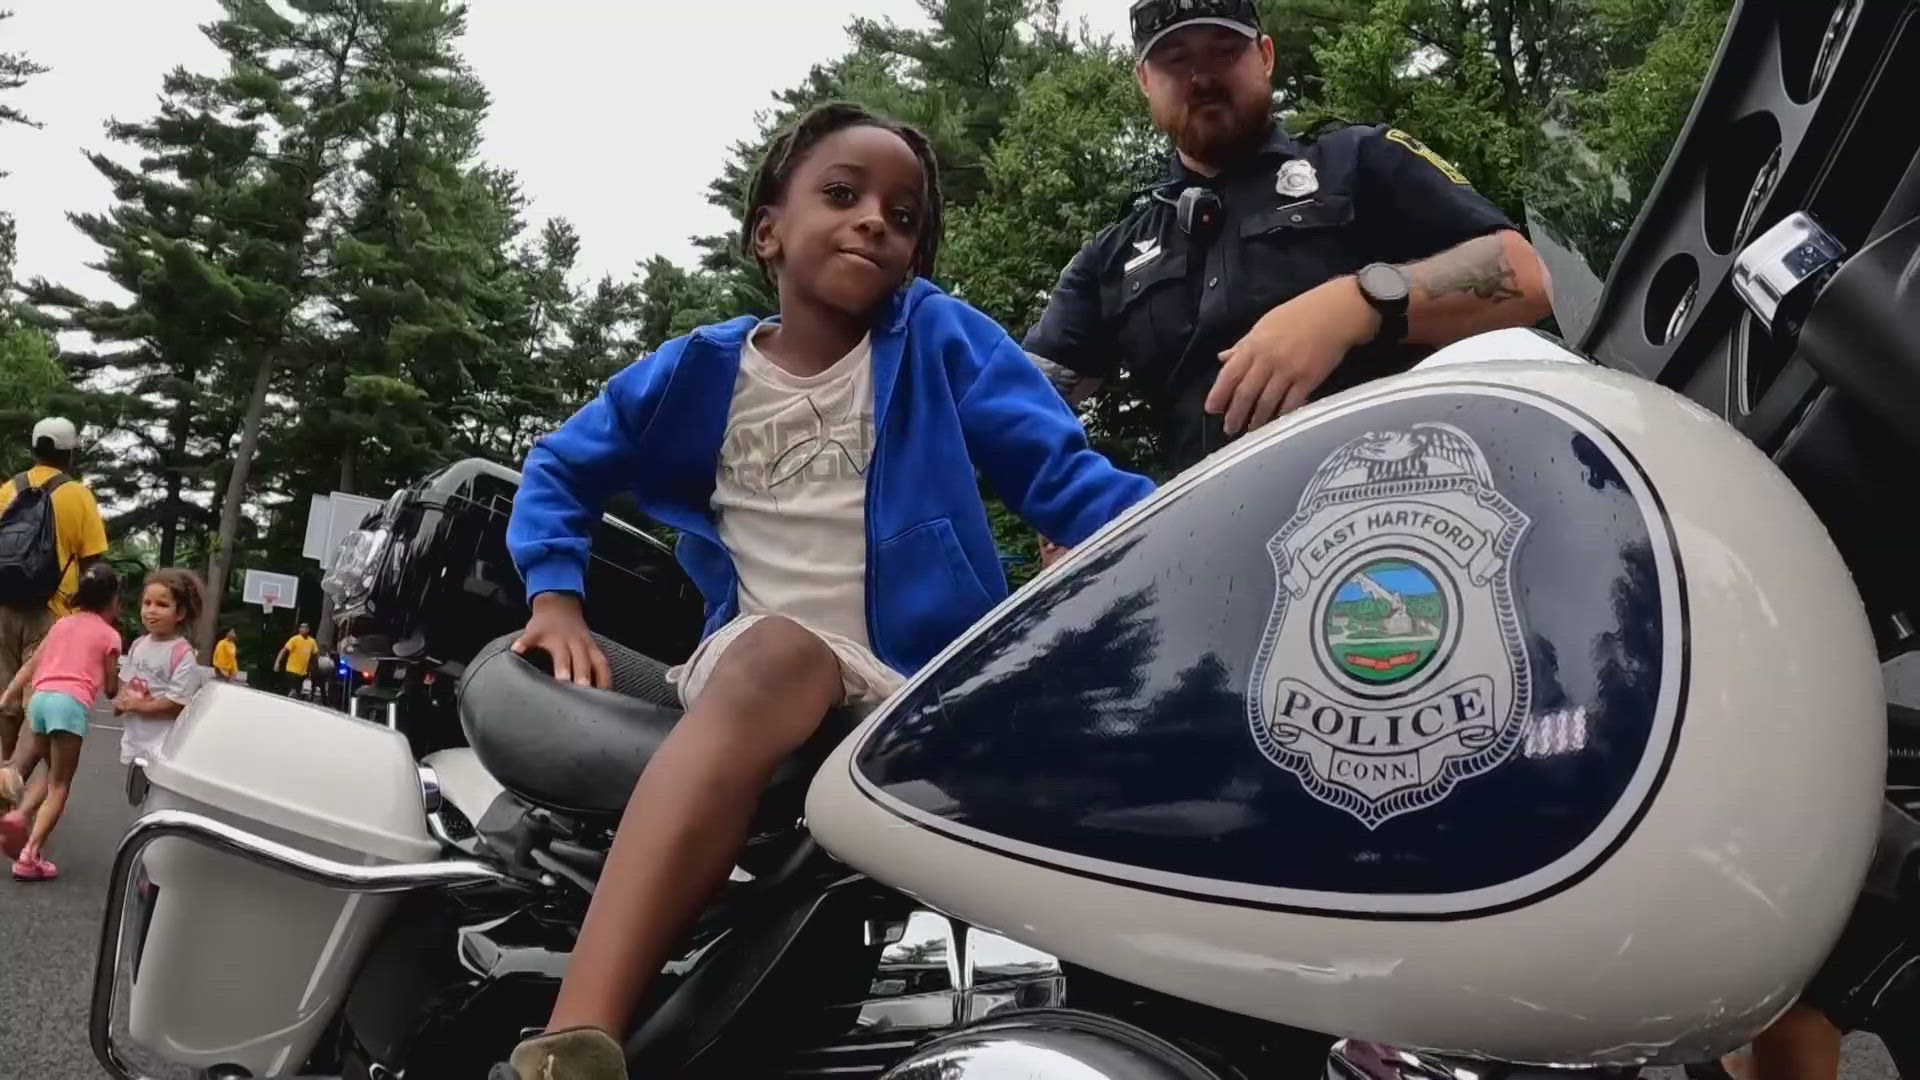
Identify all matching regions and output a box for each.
[1358,263,1410,345]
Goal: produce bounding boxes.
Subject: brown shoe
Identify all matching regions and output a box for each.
[490,1027,628,1080]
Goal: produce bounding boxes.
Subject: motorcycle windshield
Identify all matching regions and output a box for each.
[1522,123,1620,346]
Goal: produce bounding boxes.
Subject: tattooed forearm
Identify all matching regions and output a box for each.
[1394,231,1551,345]
[1407,235,1524,303]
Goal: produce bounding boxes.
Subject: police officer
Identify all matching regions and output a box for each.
[1025,0,1553,478]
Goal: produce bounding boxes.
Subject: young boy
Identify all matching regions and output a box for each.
[497,103,1155,1079]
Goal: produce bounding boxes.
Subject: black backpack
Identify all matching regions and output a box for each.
[0,471,73,606]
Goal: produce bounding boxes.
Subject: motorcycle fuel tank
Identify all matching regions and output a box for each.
[808,346,1885,1065]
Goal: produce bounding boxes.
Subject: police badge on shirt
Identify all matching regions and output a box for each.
[1275,158,1318,199]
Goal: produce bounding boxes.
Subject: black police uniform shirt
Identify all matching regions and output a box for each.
[1023,122,1515,473]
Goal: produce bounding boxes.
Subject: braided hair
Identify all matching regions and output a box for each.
[740,101,944,284]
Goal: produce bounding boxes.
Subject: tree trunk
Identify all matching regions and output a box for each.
[159,408,189,568]
[158,475,181,568]
[1487,0,1524,114]
[201,7,361,653]
[158,354,200,568]
[201,351,276,653]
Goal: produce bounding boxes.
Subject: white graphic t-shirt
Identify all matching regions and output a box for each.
[716,326,876,646]
[119,634,204,764]
[675,325,901,705]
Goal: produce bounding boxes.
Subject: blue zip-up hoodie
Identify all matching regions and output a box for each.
[508,279,1156,677]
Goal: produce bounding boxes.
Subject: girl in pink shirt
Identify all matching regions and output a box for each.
[0,563,120,880]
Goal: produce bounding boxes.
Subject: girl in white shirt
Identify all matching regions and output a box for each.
[117,568,207,789]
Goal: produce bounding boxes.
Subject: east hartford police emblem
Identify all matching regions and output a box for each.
[1246,423,1533,829]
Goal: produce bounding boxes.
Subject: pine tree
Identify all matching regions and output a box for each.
[0,7,48,149]
[638,1,1080,335]
[24,84,275,566]
[292,0,494,499]
[0,217,61,477]
[431,176,590,466]
[1,10,59,476]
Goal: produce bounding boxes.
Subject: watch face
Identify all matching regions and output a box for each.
[1360,263,1411,304]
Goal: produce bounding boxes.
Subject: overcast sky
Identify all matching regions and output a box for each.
[1,1,1132,301]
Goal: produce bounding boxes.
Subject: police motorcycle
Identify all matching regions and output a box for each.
[90,6,1912,1080]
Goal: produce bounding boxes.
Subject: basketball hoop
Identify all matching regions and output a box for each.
[243,568,299,617]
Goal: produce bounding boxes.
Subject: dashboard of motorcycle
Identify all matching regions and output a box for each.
[807,353,1885,1066]
[1576,0,1920,655]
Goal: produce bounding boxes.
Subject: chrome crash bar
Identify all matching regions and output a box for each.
[91,808,508,1080]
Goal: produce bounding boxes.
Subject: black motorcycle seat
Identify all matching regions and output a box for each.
[458,632,853,819]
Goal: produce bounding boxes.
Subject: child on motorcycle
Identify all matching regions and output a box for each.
[498,102,1155,1080]
[0,562,121,879]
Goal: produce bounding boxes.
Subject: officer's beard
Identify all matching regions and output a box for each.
[1157,79,1272,170]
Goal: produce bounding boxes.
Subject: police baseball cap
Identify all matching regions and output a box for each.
[31,417,78,452]
[1131,0,1261,58]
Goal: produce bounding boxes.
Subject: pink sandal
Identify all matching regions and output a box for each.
[12,853,57,881]
[0,812,26,861]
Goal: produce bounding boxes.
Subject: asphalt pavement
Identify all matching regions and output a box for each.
[0,706,1904,1079]
[1,708,140,1079]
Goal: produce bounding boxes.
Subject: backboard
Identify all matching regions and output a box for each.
[243,569,301,613]
[303,492,385,570]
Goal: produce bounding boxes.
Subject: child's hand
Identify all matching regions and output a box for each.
[1038,537,1070,569]
[116,690,149,715]
[513,592,610,690]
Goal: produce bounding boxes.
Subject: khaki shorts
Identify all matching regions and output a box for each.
[668,615,904,709]
[0,603,56,733]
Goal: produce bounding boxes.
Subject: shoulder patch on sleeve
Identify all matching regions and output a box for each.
[1385,128,1470,185]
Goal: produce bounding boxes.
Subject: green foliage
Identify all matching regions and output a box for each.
[1578,0,1733,206]
[2,174,64,477]
[943,48,1159,332]
[0,319,60,475]
[941,46,1164,475]
[1298,0,1540,219]
[0,8,48,144]
[19,0,651,642]
[1299,0,1730,280]
[634,256,731,349]
[1330,594,1443,623]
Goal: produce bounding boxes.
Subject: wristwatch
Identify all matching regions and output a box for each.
[1355,262,1411,345]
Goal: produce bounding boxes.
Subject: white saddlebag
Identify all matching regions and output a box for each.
[129,684,439,1076]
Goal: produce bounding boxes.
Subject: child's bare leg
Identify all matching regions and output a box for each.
[4,724,43,773]
[0,729,44,810]
[547,617,841,1038]
[1730,1004,1841,1080]
[16,770,50,820]
[24,731,81,859]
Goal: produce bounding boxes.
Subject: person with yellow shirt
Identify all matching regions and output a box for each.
[0,418,110,760]
[212,628,240,682]
[275,623,317,699]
